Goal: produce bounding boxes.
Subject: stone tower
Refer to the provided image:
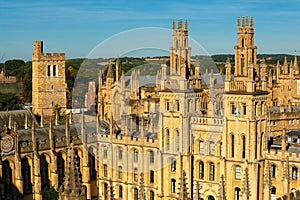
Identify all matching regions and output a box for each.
[170,19,191,79]
[223,16,268,200]
[234,16,257,77]
[32,41,67,119]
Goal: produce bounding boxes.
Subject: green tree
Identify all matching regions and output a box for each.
[42,186,59,200]
[0,92,21,111]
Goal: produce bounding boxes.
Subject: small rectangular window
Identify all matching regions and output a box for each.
[199,141,204,155]
[150,170,154,184]
[171,159,176,172]
[53,65,56,76]
[104,164,107,177]
[47,65,51,76]
[243,104,247,115]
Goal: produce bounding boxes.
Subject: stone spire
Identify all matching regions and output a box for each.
[294,53,299,74]
[225,57,231,81]
[283,56,288,74]
[59,144,86,200]
[177,171,190,200]
[218,174,226,200]
[115,57,121,81]
[139,173,146,200]
[106,62,114,86]
[242,167,251,200]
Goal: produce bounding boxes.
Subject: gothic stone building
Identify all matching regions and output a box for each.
[1,17,300,200]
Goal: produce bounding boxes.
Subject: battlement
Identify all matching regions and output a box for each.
[32,41,65,61]
[264,149,300,161]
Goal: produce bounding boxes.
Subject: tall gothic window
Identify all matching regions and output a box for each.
[150,151,154,164]
[235,187,241,200]
[118,166,122,180]
[134,149,139,162]
[171,158,176,172]
[209,162,215,181]
[103,164,108,177]
[271,165,276,178]
[292,167,298,180]
[3,160,13,197]
[209,142,215,155]
[150,170,155,184]
[53,65,57,76]
[166,129,170,150]
[231,134,235,157]
[118,147,123,160]
[235,166,241,180]
[242,135,246,158]
[199,161,204,179]
[199,140,204,155]
[89,151,97,180]
[176,129,180,151]
[150,190,155,200]
[271,187,276,200]
[119,185,123,198]
[57,152,65,187]
[47,65,51,76]
[171,179,176,193]
[22,157,32,194]
[134,188,139,200]
[103,146,108,158]
[40,154,50,190]
[134,168,138,182]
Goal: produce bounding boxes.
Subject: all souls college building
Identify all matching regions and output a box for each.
[1,17,300,200]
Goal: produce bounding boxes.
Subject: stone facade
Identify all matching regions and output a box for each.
[1,17,300,200]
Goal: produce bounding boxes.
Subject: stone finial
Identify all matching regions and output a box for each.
[107,62,114,79]
[250,17,254,28]
[242,17,245,28]
[59,144,86,200]
[185,19,188,31]
[173,20,176,30]
[237,16,241,28]
[178,19,183,31]
[245,16,249,27]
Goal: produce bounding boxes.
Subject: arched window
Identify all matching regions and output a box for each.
[235,187,241,200]
[118,166,122,180]
[231,134,235,157]
[103,146,108,158]
[242,135,246,158]
[57,152,65,187]
[47,65,51,76]
[150,151,154,164]
[103,164,108,177]
[134,149,138,162]
[235,166,241,180]
[134,168,138,182]
[292,167,298,180]
[150,190,155,200]
[271,165,276,178]
[208,196,215,200]
[199,140,204,155]
[209,142,215,155]
[40,154,50,190]
[53,65,57,76]
[271,187,276,200]
[119,185,123,198]
[166,129,170,150]
[89,151,97,180]
[171,158,176,172]
[22,157,32,194]
[134,188,139,200]
[171,179,176,193]
[3,160,13,198]
[199,161,204,179]
[103,183,108,199]
[209,162,215,181]
[176,129,180,151]
[118,147,123,160]
[150,170,155,184]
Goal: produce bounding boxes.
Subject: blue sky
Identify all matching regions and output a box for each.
[1,0,300,61]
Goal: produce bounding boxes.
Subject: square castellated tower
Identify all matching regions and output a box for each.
[32,41,67,119]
